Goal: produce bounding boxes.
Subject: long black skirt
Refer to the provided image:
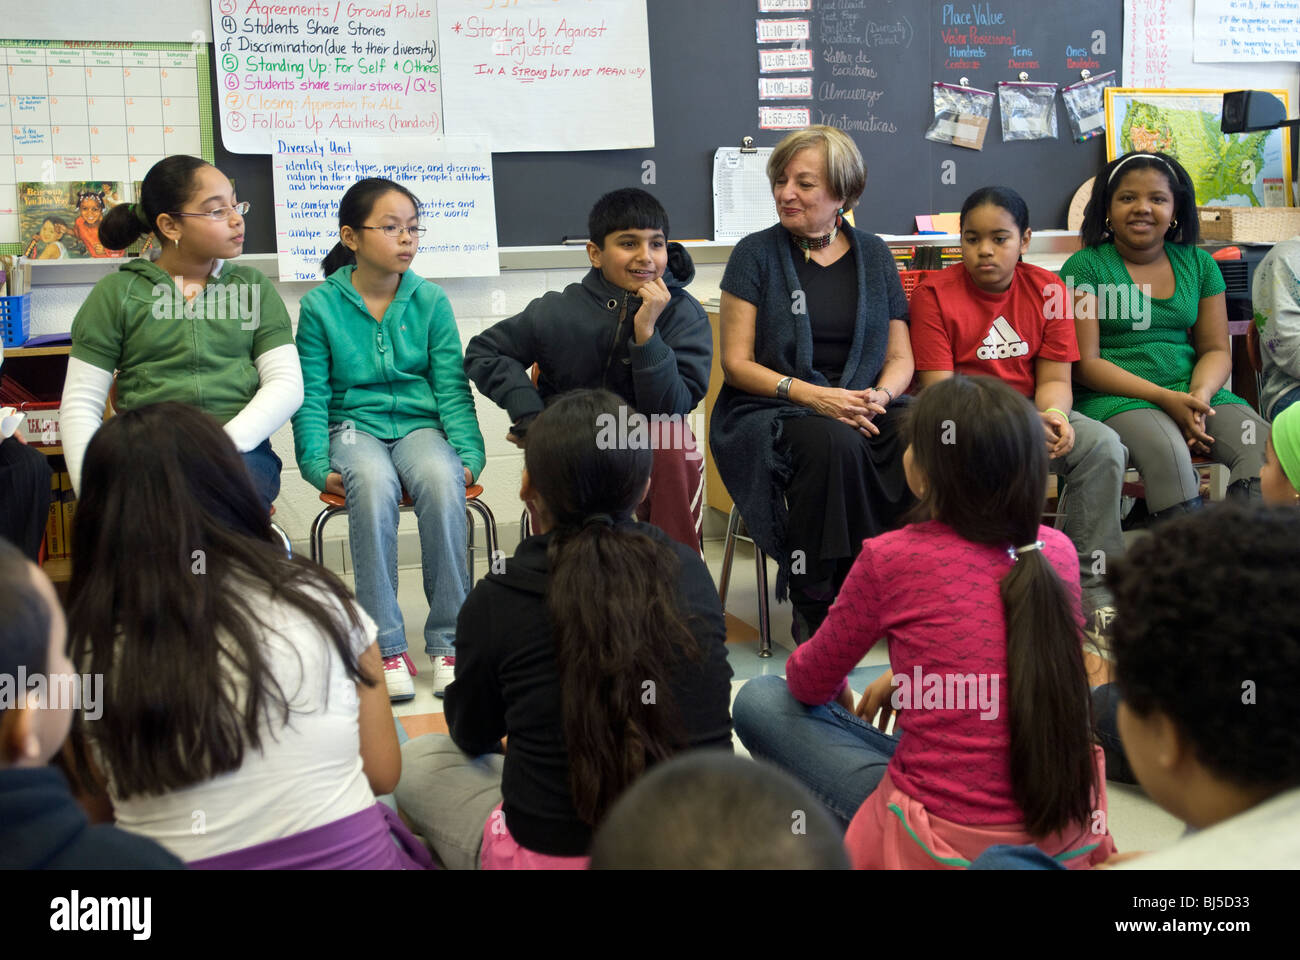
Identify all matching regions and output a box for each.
[776,399,914,628]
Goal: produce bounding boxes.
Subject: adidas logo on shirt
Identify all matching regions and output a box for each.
[976,316,1029,360]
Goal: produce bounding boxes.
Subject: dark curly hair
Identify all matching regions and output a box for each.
[1079,151,1200,248]
[1109,501,1300,789]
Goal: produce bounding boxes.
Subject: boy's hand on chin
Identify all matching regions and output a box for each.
[633,278,671,340]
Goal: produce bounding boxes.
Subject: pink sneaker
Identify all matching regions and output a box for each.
[431,656,455,698]
[382,652,416,702]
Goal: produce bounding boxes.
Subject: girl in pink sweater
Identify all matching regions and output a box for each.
[733,374,1115,868]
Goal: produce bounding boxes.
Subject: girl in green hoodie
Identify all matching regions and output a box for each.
[292,178,485,702]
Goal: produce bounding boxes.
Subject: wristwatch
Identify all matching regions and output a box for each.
[776,376,794,400]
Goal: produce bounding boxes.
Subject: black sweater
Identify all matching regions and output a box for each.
[445,522,734,856]
[463,243,712,426]
[0,766,183,869]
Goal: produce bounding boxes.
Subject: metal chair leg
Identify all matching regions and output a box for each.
[269,520,292,558]
[754,542,772,659]
[466,498,498,584]
[718,504,772,658]
[309,506,344,566]
[717,504,742,606]
[465,506,476,575]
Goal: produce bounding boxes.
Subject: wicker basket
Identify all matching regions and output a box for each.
[1198,206,1300,243]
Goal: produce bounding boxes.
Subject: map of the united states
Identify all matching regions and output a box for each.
[1119,101,1271,206]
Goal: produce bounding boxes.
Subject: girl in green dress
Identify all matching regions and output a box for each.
[1061,151,1267,521]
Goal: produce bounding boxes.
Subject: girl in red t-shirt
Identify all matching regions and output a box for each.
[909,186,1126,626]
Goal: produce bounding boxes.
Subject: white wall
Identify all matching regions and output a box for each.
[28,261,726,569]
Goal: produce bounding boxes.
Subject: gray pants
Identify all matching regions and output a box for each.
[1052,411,1128,613]
[393,734,504,871]
[1106,404,1268,513]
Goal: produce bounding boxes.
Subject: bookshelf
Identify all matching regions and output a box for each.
[2,343,75,581]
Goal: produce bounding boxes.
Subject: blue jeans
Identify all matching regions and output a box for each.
[732,674,898,828]
[329,425,468,659]
[242,439,282,513]
[1270,383,1300,421]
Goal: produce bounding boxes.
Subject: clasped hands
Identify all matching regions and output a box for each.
[810,386,890,436]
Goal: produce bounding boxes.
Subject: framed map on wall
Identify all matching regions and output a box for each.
[1104,88,1294,207]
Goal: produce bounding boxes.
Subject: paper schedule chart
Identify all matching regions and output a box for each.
[0,40,212,254]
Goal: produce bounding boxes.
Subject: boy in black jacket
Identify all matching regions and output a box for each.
[465,188,712,552]
[0,539,181,869]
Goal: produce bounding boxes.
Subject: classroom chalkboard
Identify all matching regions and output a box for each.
[214,0,1123,253]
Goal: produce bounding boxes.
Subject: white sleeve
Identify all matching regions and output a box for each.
[222,344,305,453]
[60,357,114,495]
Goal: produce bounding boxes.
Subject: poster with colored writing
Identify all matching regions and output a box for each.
[271,136,497,280]
[435,0,652,152]
[212,0,443,154]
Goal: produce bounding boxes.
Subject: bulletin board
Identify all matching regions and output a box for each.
[0,39,215,257]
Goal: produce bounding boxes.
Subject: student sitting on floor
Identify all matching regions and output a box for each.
[65,403,430,870]
[1093,401,1300,785]
[981,501,1300,869]
[465,188,711,553]
[394,389,733,869]
[0,538,181,869]
[588,751,848,870]
[732,375,1116,869]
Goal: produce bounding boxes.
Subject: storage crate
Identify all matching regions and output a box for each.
[1,293,31,348]
[1198,206,1300,244]
[898,269,934,301]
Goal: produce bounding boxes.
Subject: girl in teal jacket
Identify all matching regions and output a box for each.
[292,178,485,702]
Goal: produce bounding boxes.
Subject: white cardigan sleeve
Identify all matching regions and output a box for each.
[222,343,305,453]
[59,356,115,495]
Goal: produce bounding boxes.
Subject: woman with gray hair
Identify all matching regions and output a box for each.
[710,125,914,636]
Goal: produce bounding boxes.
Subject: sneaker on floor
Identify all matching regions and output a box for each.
[1084,606,1117,661]
[431,656,455,698]
[382,652,416,702]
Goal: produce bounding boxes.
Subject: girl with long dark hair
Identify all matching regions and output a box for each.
[734,375,1115,868]
[66,403,429,869]
[394,388,733,869]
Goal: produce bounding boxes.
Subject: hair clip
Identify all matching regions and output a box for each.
[1007,540,1045,562]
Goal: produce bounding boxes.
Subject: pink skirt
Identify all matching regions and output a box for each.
[846,745,1117,870]
[479,803,590,870]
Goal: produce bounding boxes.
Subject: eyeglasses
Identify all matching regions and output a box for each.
[169,201,251,221]
[360,224,427,239]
